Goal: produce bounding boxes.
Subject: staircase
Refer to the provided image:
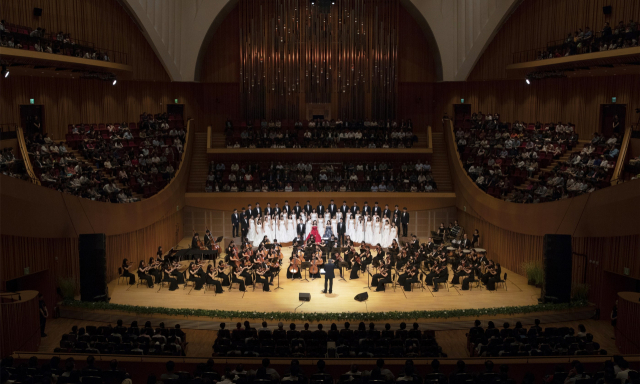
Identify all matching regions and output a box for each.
[414,129,428,148]
[430,132,454,192]
[210,127,226,149]
[187,130,209,192]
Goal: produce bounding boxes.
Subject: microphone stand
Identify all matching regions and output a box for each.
[363,264,373,291]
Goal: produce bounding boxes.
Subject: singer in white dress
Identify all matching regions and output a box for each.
[276,217,287,243]
[317,217,325,237]
[286,214,296,242]
[372,218,382,246]
[364,218,373,245]
[305,217,312,239]
[253,219,264,247]
[355,217,365,244]
[331,216,338,236]
[247,218,256,243]
[264,217,274,241]
[346,213,354,239]
[381,220,391,248]
[389,223,399,246]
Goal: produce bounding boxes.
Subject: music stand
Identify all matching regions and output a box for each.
[215,236,224,243]
[273,266,284,290]
[363,264,373,291]
[300,261,311,282]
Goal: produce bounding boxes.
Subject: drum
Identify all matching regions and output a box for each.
[474,248,486,253]
[446,247,456,251]
[463,249,471,254]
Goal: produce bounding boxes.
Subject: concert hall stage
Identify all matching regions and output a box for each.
[104,242,553,324]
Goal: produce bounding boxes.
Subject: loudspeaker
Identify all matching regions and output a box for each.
[33,8,43,16]
[542,234,572,304]
[79,234,108,302]
[354,292,369,302]
[603,6,612,15]
[299,292,311,301]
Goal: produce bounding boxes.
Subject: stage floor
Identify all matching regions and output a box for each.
[108,245,541,315]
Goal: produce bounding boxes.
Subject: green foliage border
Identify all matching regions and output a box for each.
[62,299,590,322]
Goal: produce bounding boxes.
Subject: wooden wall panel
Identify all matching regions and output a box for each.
[0,0,169,81]
[199,6,241,83]
[0,77,241,138]
[468,0,640,81]
[434,75,640,138]
[0,291,41,357]
[398,5,436,83]
[398,82,433,135]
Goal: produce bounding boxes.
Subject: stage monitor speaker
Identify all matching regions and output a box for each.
[603,6,612,15]
[542,234,572,304]
[33,8,43,16]
[79,234,108,302]
[299,292,311,301]
[354,292,369,302]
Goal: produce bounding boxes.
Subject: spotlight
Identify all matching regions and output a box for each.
[1,65,8,78]
[4,71,8,78]
[112,79,117,85]
[525,78,530,85]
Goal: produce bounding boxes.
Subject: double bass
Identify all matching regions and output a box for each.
[289,253,301,275]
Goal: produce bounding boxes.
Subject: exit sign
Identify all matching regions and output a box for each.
[29,99,34,104]
[175,99,178,104]
[612,97,617,103]
[461,99,465,103]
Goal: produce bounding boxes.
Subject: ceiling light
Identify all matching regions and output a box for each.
[112,79,117,85]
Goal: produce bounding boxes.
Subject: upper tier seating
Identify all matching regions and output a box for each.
[224,119,418,149]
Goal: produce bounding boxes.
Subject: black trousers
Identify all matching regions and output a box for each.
[123,270,135,284]
[138,273,154,287]
[256,275,270,291]
[232,224,239,237]
[241,226,248,239]
[377,276,392,291]
[324,277,334,293]
[402,224,408,237]
[40,316,46,336]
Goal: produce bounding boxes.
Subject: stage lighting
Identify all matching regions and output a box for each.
[525,78,530,85]
[112,79,117,85]
[1,65,8,78]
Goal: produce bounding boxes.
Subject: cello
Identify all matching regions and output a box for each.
[289,253,301,275]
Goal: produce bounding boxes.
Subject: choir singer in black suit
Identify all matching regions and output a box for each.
[401,207,410,237]
[322,259,336,294]
[336,220,346,247]
[231,209,240,237]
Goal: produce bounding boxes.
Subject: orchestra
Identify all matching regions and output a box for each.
[123,221,501,297]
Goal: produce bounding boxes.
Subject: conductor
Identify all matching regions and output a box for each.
[322,259,336,294]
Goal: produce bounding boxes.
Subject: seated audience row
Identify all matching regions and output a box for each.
[536,20,638,60]
[205,161,437,192]
[25,113,185,202]
[0,147,28,180]
[467,320,607,357]
[214,321,445,358]
[0,19,115,62]
[225,119,417,149]
[55,320,187,356]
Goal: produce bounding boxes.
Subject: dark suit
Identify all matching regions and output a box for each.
[246,208,254,218]
[363,206,371,216]
[351,205,359,215]
[297,223,306,237]
[393,209,401,218]
[283,205,291,215]
[317,205,325,216]
[323,260,336,293]
[293,206,302,218]
[460,239,472,249]
[373,206,382,216]
[231,213,240,237]
[274,207,282,216]
[328,204,337,216]
[382,209,391,219]
[340,205,349,216]
[241,216,249,238]
[401,212,410,236]
[336,222,346,246]
[304,204,313,215]
[264,207,272,217]
[255,207,262,217]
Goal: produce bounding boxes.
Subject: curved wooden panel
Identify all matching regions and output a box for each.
[0,291,40,356]
[616,292,640,354]
[443,119,640,238]
[0,120,194,238]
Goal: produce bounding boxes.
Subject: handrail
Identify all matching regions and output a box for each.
[427,125,432,149]
[611,126,632,185]
[207,125,212,151]
[15,127,40,186]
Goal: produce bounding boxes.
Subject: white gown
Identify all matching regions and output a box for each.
[373,222,382,245]
[364,221,373,244]
[355,220,364,243]
[305,219,312,239]
[381,224,391,248]
[247,219,256,243]
[264,220,273,241]
[331,218,338,236]
[253,222,264,247]
[317,218,325,237]
[276,220,287,243]
[389,226,399,247]
[287,218,296,242]
[347,218,356,239]
[324,212,331,222]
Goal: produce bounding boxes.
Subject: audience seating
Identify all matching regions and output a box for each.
[0,147,27,180]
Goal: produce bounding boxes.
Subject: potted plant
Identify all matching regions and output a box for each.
[522,260,544,286]
[57,277,77,301]
[572,283,589,301]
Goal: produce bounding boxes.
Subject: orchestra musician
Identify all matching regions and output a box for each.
[403,265,420,291]
[137,260,154,288]
[147,257,162,284]
[231,264,247,291]
[121,258,136,285]
[372,261,392,291]
[349,252,361,279]
[205,265,224,293]
[162,262,179,291]
[187,262,205,290]
[217,260,230,286]
[255,266,271,292]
